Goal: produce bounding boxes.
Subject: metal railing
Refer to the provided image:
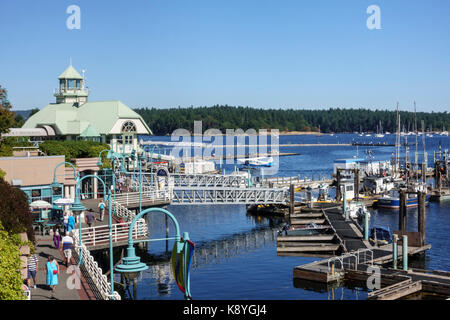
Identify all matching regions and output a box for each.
[327,248,374,275]
[171,187,289,205]
[72,229,121,300]
[114,188,172,207]
[111,201,137,221]
[80,219,148,247]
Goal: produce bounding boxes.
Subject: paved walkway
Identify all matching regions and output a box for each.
[30,235,97,300]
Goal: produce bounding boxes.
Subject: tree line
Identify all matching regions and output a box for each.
[134,105,450,135]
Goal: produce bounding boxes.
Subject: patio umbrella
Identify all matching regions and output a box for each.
[53,198,74,206]
[29,200,52,221]
[29,200,53,209]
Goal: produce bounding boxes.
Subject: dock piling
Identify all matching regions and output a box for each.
[403,235,408,271]
[364,209,369,241]
[393,234,398,269]
[289,184,295,216]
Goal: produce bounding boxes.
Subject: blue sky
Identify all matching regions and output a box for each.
[1,0,449,112]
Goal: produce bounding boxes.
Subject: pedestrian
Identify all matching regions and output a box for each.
[53,228,61,249]
[98,200,106,221]
[45,255,59,295]
[67,213,75,233]
[61,232,74,267]
[26,250,39,289]
[63,212,69,233]
[85,209,95,227]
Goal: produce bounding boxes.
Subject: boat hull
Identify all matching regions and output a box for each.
[376,194,431,209]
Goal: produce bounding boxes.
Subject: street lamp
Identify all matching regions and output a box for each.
[115,207,194,300]
[70,174,116,299]
[52,161,78,216]
[149,145,162,188]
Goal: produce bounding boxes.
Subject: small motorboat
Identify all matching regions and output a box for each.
[347,201,370,220]
[369,226,392,246]
[278,223,330,236]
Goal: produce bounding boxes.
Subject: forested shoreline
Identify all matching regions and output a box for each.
[133,105,450,136]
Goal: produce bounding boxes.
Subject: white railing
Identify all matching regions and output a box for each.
[80,219,148,247]
[111,201,136,221]
[114,188,172,207]
[72,229,121,300]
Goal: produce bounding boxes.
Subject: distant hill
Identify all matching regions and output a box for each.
[134,105,450,136]
[11,109,39,121]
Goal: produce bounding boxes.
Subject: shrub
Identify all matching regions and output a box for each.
[39,140,110,165]
[0,221,25,300]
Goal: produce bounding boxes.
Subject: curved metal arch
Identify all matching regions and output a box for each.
[127,207,181,247]
[76,174,109,197]
[53,161,78,181]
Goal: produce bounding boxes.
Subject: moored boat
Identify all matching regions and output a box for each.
[375,189,431,209]
[278,223,330,236]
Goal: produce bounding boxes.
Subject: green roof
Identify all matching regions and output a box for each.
[23,100,152,135]
[80,124,100,137]
[58,65,83,80]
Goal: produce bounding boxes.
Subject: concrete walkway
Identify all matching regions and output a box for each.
[30,235,97,300]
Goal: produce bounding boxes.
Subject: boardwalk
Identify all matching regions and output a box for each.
[31,235,98,300]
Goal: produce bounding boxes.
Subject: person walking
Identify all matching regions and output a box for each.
[67,213,75,233]
[98,200,106,222]
[53,228,61,249]
[61,232,74,267]
[63,212,69,233]
[45,255,59,296]
[26,251,39,289]
[85,209,95,228]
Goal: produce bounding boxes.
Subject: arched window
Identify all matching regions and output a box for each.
[121,121,136,133]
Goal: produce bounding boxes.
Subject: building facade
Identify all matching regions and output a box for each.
[22,64,152,153]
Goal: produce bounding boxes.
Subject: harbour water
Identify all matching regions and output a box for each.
[124,133,450,300]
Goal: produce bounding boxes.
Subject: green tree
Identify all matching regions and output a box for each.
[0,221,24,300]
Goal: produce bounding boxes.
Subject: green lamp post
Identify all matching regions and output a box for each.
[52,161,78,216]
[149,145,162,188]
[115,207,194,300]
[70,174,116,299]
[70,194,86,266]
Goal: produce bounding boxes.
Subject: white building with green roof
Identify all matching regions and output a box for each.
[22,64,152,153]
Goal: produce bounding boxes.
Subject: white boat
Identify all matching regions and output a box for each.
[237,156,273,167]
[347,201,370,219]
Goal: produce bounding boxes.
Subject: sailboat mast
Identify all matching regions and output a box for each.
[414,101,418,180]
[395,102,400,173]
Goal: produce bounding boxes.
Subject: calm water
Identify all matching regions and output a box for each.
[122,133,450,300]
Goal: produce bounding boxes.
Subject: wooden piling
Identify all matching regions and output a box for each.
[399,190,407,232]
[336,170,341,201]
[418,191,426,247]
[289,184,295,216]
[354,168,360,200]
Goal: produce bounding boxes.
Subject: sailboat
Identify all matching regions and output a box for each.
[377,110,431,209]
[375,120,385,138]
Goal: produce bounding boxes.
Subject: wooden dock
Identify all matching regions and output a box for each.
[276,203,370,256]
[291,243,450,299]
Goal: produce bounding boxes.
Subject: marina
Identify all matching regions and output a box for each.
[1,1,450,305]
